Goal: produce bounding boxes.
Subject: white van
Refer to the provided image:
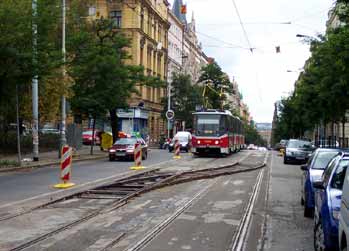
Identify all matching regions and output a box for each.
[168,131,192,153]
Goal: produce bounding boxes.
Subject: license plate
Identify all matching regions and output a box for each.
[116,152,126,156]
[296,157,305,160]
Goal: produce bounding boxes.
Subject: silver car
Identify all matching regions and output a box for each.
[284,139,314,164]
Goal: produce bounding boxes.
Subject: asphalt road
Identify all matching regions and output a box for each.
[260,150,313,251]
[0,150,315,251]
[0,149,180,204]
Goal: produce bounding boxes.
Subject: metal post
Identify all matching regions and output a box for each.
[16,85,22,167]
[167,83,171,139]
[60,0,67,151]
[32,0,39,161]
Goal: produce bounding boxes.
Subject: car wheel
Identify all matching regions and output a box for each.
[301,197,304,206]
[109,155,115,161]
[314,221,327,251]
[304,206,313,218]
[283,158,288,164]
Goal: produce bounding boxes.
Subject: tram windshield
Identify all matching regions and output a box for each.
[194,114,223,137]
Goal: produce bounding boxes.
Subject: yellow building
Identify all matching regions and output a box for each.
[94,0,170,144]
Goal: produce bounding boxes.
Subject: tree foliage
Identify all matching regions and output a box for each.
[68,16,163,142]
[274,22,349,142]
[198,62,233,109]
[162,73,202,129]
[0,0,62,130]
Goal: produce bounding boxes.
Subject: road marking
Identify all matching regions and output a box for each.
[124,178,220,251]
[0,151,251,210]
[230,152,268,251]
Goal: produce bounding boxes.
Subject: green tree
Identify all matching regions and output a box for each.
[0,0,62,131]
[68,17,163,143]
[162,73,202,129]
[198,62,233,109]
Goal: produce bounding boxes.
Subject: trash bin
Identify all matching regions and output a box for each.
[101,132,113,151]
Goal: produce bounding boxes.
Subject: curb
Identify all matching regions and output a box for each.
[0,154,107,173]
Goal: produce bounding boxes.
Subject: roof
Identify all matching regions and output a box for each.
[193,110,233,116]
[172,0,187,25]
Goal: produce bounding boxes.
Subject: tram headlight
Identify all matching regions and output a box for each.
[197,140,201,144]
[215,140,219,145]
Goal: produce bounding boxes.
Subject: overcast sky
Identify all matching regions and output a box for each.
[169,0,336,123]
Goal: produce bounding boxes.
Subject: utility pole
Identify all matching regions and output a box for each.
[167,83,171,139]
[60,0,67,152]
[16,85,22,167]
[32,0,39,161]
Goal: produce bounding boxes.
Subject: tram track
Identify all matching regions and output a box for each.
[6,152,266,251]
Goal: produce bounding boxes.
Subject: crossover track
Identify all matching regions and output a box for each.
[8,156,267,251]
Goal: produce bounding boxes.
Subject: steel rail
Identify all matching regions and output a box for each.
[8,153,267,251]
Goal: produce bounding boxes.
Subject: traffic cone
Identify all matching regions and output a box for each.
[54,145,75,189]
[130,143,145,170]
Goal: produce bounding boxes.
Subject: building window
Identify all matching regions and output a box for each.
[158,24,162,42]
[147,48,152,69]
[140,8,144,30]
[157,55,161,75]
[147,87,151,101]
[140,47,144,66]
[153,21,156,39]
[110,11,122,28]
[148,15,152,35]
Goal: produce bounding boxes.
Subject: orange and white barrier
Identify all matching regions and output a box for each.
[130,143,145,170]
[173,139,181,159]
[54,145,75,189]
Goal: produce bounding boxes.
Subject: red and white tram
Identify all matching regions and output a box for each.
[191,109,245,156]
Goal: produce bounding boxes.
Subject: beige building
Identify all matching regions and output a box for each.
[93,0,170,144]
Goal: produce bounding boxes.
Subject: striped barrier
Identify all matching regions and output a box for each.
[54,145,75,189]
[130,143,145,170]
[173,139,181,159]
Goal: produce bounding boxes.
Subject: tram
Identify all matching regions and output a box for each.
[191,109,244,156]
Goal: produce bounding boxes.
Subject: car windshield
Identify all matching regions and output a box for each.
[114,138,137,145]
[313,151,340,170]
[287,140,311,149]
[194,114,221,136]
[83,131,95,135]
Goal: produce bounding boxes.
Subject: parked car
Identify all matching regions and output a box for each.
[108,137,148,161]
[168,131,192,153]
[82,130,101,145]
[313,153,349,251]
[284,139,313,164]
[301,148,342,218]
[247,144,257,150]
[40,124,60,135]
[339,155,349,251]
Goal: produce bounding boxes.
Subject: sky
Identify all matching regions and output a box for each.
[169,0,336,123]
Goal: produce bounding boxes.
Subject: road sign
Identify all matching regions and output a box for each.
[166,110,175,120]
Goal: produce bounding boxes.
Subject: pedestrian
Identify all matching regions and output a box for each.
[146,134,150,146]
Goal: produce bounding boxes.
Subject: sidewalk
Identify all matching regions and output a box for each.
[0,146,107,171]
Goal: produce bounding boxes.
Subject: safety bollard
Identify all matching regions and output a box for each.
[130,143,145,170]
[173,139,181,159]
[54,145,75,189]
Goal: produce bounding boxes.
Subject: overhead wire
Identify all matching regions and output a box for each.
[231,0,254,53]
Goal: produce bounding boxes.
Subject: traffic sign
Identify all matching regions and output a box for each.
[166,110,175,120]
